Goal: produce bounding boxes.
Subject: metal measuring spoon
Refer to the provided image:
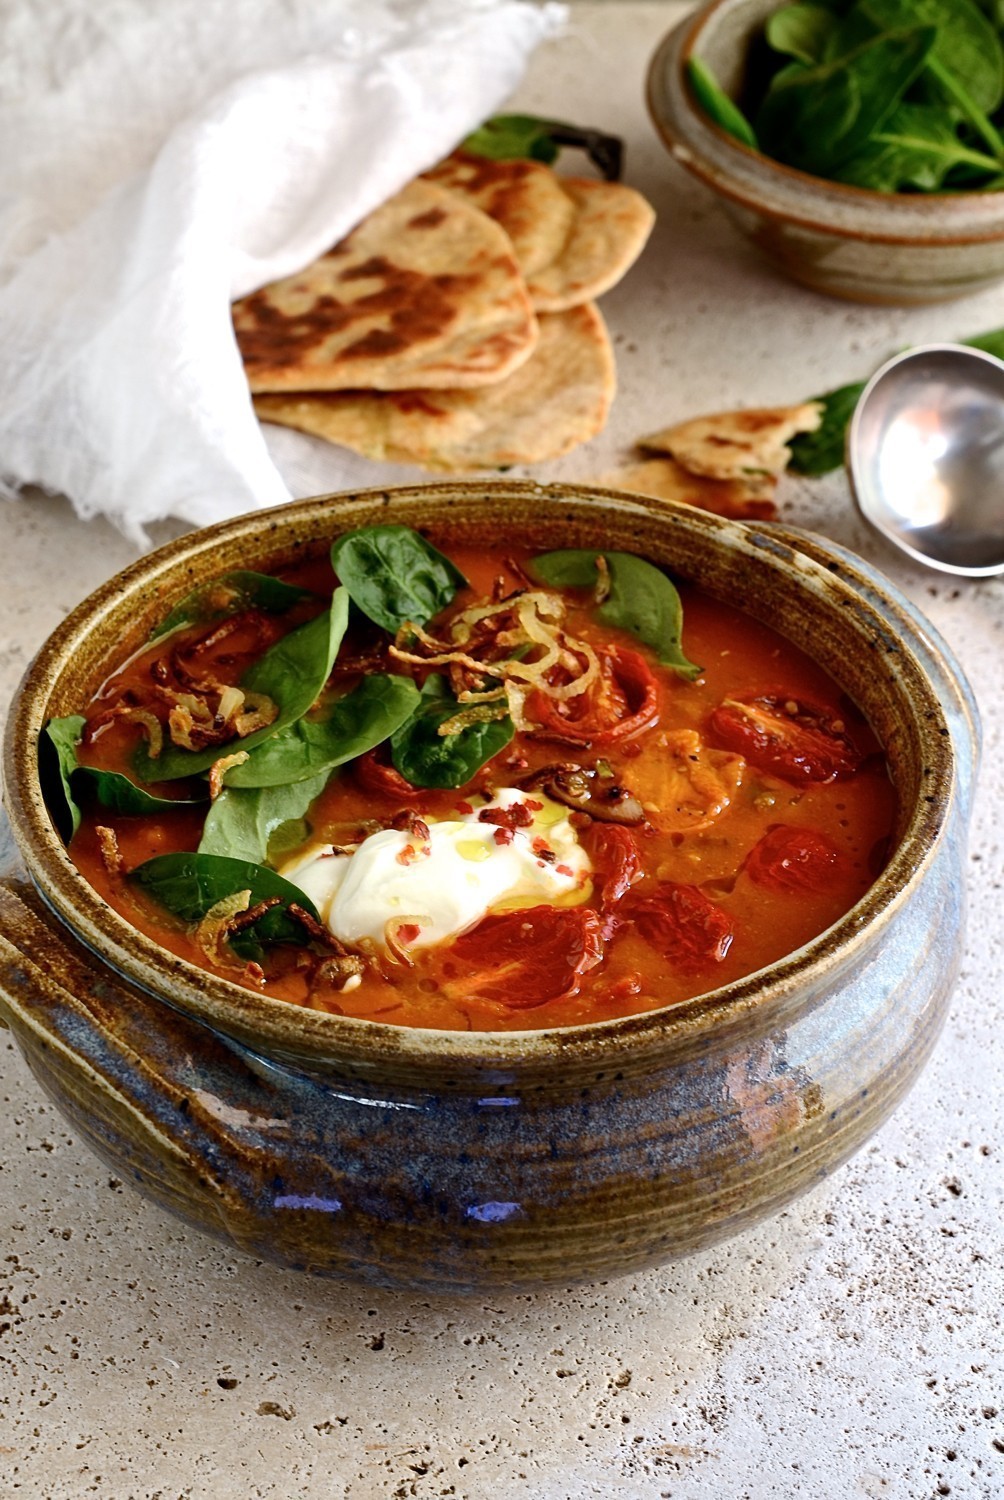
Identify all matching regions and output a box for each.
[847,343,1004,578]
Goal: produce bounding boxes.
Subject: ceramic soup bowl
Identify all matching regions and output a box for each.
[0,482,979,1291]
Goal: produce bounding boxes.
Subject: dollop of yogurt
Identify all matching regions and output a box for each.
[281,788,592,950]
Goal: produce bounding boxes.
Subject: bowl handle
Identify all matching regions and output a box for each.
[763,526,982,819]
[0,876,295,1244]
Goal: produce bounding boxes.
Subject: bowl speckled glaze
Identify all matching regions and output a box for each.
[0,482,980,1291]
[647,0,1004,304]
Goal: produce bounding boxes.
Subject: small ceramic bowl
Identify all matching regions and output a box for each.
[0,482,980,1291]
[647,0,1004,304]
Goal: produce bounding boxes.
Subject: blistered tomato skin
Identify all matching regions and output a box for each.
[443,906,604,1008]
[707,691,861,785]
[628,882,735,972]
[745,825,843,894]
[587,824,642,907]
[528,645,660,746]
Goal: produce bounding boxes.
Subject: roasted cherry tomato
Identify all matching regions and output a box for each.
[707,690,860,785]
[629,882,734,971]
[528,645,659,746]
[744,825,843,894]
[444,906,604,1008]
[586,824,642,906]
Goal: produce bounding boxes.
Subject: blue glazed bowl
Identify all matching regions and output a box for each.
[0,482,980,1290]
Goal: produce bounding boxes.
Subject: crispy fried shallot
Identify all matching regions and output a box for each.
[389,589,605,736]
[209,749,250,800]
[95,825,125,875]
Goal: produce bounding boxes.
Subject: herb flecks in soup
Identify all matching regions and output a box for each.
[47,526,897,1032]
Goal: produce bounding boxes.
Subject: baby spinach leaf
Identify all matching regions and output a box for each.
[766,3,839,65]
[462,114,624,180]
[965,326,1004,360]
[529,550,701,680]
[860,0,1004,116]
[135,587,349,782]
[40,716,204,843]
[224,673,422,789]
[198,770,331,866]
[39,715,87,841]
[331,526,466,636]
[755,25,938,176]
[835,102,1000,190]
[81,768,205,818]
[786,381,866,476]
[150,570,312,641]
[686,58,759,148]
[390,676,513,790]
[130,852,319,948]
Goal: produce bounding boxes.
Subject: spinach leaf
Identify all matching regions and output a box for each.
[835,101,1001,189]
[766,3,839,65]
[135,587,349,782]
[686,58,759,148]
[860,0,1004,117]
[462,114,624,181]
[198,770,331,866]
[40,716,204,842]
[224,673,421,789]
[965,327,1004,360]
[756,25,939,177]
[330,526,466,636]
[786,381,866,476]
[529,550,701,680]
[390,676,513,790]
[39,715,87,841]
[80,768,205,818]
[151,570,312,640]
[130,852,319,948]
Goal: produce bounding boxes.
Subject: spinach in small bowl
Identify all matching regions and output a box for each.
[690,0,1004,193]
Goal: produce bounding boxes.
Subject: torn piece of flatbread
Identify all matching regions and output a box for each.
[233,179,538,393]
[254,303,615,471]
[423,151,576,279]
[599,457,778,521]
[526,177,656,312]
[638,404,823,482]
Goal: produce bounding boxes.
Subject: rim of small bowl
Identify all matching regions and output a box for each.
[2,481,955,1073]
[647,0,1004,246]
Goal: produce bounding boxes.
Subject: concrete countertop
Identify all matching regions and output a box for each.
[1,5,1002,1497]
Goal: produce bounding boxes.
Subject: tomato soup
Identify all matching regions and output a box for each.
[49,527,897,1032]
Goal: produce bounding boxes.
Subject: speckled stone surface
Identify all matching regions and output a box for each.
[2,5,1003,1497]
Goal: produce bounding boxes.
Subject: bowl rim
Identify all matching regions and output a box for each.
[647,0,1004,245]
[2,480,956,1071]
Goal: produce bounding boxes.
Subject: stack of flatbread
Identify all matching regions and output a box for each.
[600,404,824,521]
[237,152,655,471]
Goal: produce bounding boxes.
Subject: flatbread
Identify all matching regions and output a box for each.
[599,457,778,521]
[233,179,538,393]
[638,404,823,481]
[526,177,656,312]
[254,303,615,471]
[423,151,576,278]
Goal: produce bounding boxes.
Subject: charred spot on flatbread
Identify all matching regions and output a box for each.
[254,303,615,472]
[233,179,538,393]
[423,150,577,278]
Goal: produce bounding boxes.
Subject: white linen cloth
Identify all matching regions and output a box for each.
[0,0,566,542]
